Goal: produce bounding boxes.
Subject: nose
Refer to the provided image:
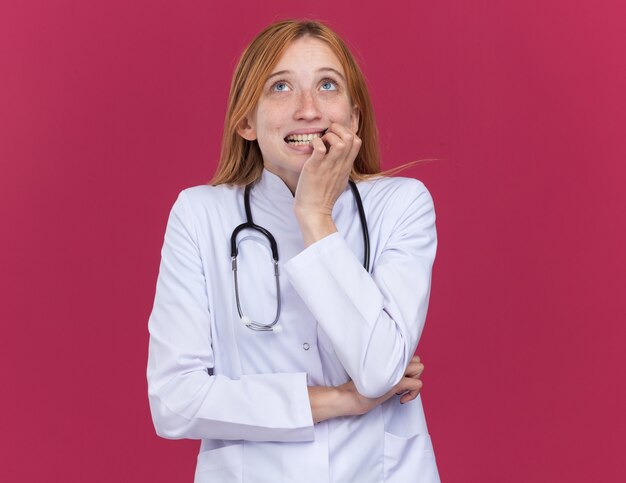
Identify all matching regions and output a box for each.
[294,90,322,120]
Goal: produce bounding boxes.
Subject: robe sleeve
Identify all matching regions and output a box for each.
[147,190,314,441]
[283,179,437,399]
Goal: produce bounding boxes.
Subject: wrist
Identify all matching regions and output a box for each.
[295,212,337,248]
[336,382,367,417]
[308,386,352,423]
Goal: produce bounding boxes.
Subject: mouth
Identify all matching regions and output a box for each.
[283,129,328,146]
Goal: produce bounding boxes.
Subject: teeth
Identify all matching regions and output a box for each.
[285,131,325,143]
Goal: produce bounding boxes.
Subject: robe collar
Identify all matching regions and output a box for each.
[256,167,296,203]
[254,166,354,207]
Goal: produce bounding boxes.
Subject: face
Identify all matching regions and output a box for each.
[238,36,359,189]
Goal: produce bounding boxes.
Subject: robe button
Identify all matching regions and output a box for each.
[302,342,310,351]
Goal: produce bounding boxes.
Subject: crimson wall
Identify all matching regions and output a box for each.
[1,1,624,481]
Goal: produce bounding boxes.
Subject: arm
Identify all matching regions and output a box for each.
[147,190,316,441]
[310,354,425,424]
[285,181,437,399]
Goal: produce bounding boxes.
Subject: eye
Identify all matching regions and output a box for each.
[271,81,290,92]
[320,78,338,91]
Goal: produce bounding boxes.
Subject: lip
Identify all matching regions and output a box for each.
[285,142,315,153]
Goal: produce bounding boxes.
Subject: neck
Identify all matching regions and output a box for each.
[264,165,298,197]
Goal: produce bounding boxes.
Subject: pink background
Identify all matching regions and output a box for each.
[1,1,624,481]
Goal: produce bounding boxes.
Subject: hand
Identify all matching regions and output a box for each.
[392,355,425,405]
[293,123,362,224]
[340,355,425,416]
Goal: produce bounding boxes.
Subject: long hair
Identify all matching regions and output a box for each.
[211,19,383,186]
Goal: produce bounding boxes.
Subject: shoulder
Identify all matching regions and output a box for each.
[357,175,435,216]
[171,183,241,216]
[178,183,239,206]
[164,183,242,236]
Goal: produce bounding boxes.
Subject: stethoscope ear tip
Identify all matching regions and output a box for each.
[241,315,252,326]
[272,324,283,333]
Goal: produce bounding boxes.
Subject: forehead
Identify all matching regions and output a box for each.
[272,36,344,74]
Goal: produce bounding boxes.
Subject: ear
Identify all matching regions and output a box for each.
[350,105,360,134]
[237,115,257,141]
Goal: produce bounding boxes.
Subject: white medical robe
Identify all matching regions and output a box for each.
[147,168,441,482]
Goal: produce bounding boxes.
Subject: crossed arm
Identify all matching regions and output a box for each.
[308,355,425,424]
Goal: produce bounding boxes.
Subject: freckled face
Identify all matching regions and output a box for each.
[238,36,359,186]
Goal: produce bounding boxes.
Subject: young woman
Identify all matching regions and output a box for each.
[147,19,440,482]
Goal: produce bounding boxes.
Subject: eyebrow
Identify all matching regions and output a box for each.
[266,67,346,83]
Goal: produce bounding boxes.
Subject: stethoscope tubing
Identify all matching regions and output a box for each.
[230,180,369,331]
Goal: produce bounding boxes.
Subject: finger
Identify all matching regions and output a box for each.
[327,122,355,142]
[404,361,425,378]
[303,137,327,170]
[400,381,424,402]
[393,376,421,397]
[400,391,419,404]
[400,380,423,404]
[320,131,347,159]
[324,122,356,148]
[310,136,327,159]
[323,126,358,177]
[330,124,355,164]
[345,133,361,167]
[403,355,420,371]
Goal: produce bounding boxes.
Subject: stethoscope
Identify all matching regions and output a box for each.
[231,180,370,332]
